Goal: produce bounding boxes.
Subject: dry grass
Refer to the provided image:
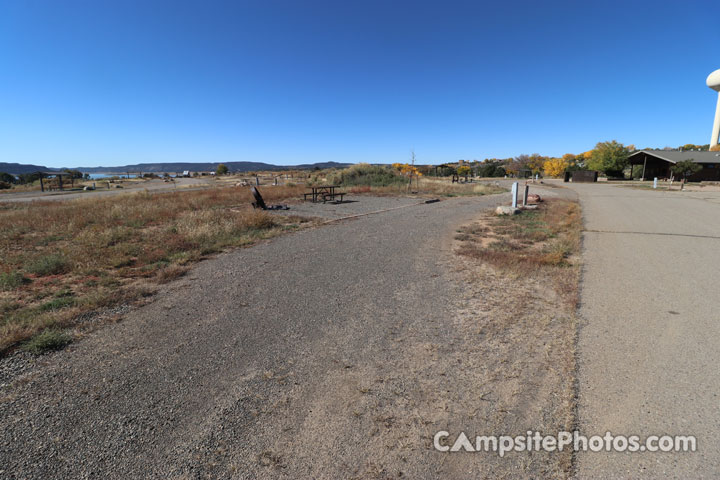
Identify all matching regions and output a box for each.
[0,184,310,354]
[456,198,582,306]
[351,177,507,197]
[450,197,583,477]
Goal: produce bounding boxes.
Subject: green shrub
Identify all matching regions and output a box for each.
[38,296,76,312]
[0,271,29,290]
[22,329,73,354]
[26,254,71,276]
[327,163,407,187]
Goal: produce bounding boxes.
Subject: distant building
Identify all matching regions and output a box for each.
[628,150,720,181]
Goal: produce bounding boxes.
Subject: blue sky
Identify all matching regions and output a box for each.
[1,0,719,168]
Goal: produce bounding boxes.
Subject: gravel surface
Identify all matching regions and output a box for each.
[0,189,570,478]
[273,195,431,220]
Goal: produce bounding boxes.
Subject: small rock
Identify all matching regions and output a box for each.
[495,206,520,215]
[527,194,542,204]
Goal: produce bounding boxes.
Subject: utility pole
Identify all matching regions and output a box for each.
[410,148,418,191]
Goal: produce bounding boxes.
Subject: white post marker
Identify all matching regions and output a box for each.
[511,182,518,209]
[653,177,658,189]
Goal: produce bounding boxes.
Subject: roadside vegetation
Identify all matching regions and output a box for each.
[0,185,310,355]
[451,198,582,476]
[456,199,582,305]
[311,163,506,196]
[323,163,408,187]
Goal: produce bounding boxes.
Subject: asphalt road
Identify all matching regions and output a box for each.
[569,183,720,478]
[0,193,522,478]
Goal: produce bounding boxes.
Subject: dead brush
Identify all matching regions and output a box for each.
[155,265,190,284]
[239,210,277,230]
[349,185,372,194]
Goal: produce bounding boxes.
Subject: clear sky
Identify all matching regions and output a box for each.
[1,0,719,168]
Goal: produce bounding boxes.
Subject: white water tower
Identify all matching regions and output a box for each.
[708,69,720,148]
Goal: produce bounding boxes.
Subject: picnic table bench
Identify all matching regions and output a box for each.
[304,185,345,203]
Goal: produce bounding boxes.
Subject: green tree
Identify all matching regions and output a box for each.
[587,140,630,177]
[477,160,506,177]
[216,164,229,175]
[0,172,16,184]
[62,169,83,179]
[17,172,43,184]
[670,160,702,180]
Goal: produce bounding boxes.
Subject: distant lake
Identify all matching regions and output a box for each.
[87,173,141,179]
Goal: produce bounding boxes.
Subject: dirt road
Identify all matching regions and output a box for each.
[0,177,213,203]
[570,183,720,477]
[1,194,493,477]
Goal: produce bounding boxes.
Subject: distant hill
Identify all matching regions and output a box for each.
[0,162,56,174]
[0,161,352,175]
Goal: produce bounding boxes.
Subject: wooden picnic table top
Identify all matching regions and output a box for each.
[304,185,346,203]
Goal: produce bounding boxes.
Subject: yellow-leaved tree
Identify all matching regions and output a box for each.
[543,157,568,177]
[393,163,422,176]
[457,165,471,177]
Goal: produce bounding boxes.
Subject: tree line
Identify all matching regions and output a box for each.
[447,140,707,179]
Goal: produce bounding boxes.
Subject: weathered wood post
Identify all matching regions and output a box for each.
[641,157,647,181]
[511,182,518,209]
[523,184,529,206]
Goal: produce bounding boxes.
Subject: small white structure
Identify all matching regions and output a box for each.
[707,69,720,148]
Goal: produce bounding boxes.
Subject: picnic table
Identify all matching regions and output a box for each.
[304,185,345,203]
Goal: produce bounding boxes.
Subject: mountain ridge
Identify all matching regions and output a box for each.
[0,161,352,175]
